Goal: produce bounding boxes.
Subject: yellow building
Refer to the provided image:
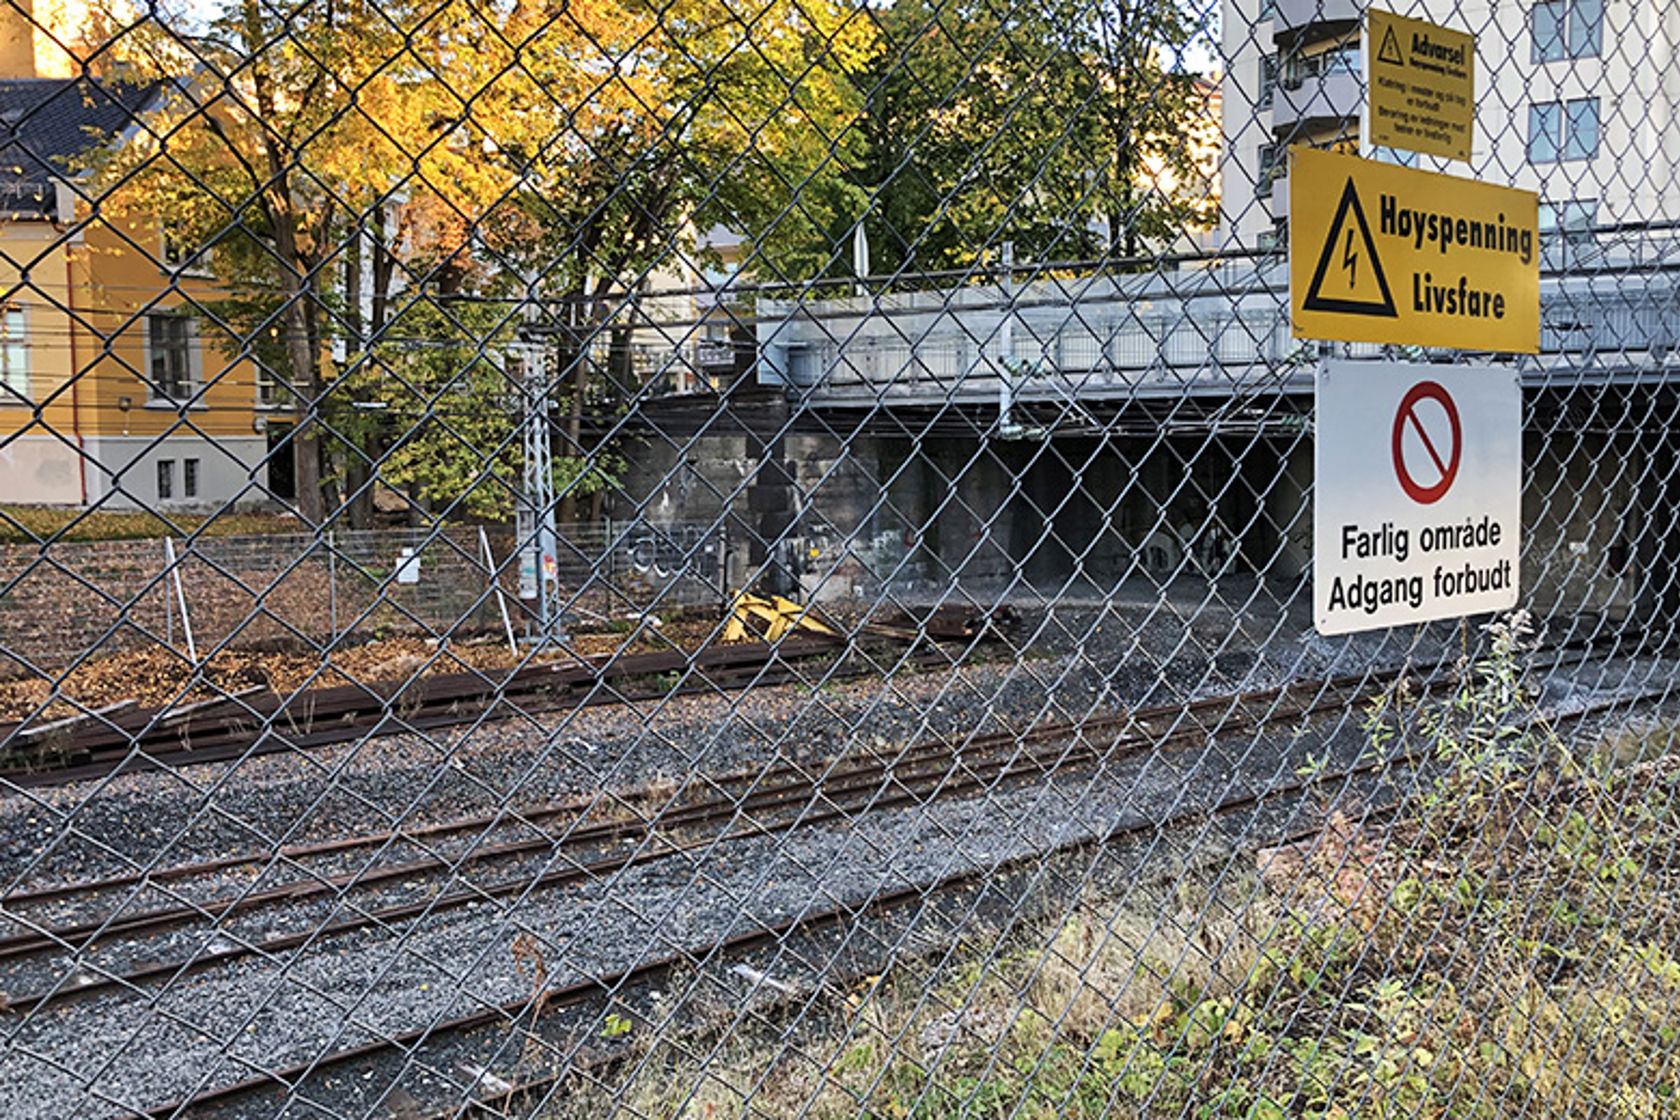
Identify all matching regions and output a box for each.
[0,3,278,509]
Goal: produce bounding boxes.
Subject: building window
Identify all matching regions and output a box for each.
[1529,98,1599,162]
[184,458,199,498]
[1532,0,1602,62]
[1563,98,1600,160]
[254,365,293,408]
[1282,41,1360,90]
[1528,103,1561,162]
[1259,54,1277,111]
[1256,144,1280,198]
[1541,198,1597,249]
[148,314,194,401]
[157,459,175,500]
[0,305,25,403]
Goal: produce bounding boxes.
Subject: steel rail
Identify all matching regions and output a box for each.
[0,664,1404,953]
[0,632,1634,982]
[0,633,966,788]
[1,669,1431,1016]
[144,671,1669,1120]
[130,717,1434,1120]
[0,659,1414,914]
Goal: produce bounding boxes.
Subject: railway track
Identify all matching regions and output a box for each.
[0,612,1637,791]
[0,668,1411,1018]
[2,639,1666,1118]
[135,701,1464,1120]
[167,673,1673,1120]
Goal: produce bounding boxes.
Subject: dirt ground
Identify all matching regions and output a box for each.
[0,614,733,723]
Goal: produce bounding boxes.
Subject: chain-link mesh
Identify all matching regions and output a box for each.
[0,0,1676,1115]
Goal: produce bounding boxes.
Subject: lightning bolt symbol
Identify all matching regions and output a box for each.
[1341,229,1358,288]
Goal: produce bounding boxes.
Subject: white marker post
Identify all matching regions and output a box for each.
[1314,359,1521,635]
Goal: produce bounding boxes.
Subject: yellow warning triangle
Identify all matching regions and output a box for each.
[1302,177,1398,318]
[1377,24,1405,66]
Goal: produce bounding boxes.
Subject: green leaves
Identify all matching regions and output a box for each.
[839,0,1214,277]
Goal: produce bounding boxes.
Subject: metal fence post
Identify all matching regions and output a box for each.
[327,530,337,643]
[162,537,197,663]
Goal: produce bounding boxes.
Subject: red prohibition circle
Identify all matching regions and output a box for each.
[1391,380,1461,505]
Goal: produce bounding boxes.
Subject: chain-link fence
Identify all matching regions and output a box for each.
[1,0,1677,1115]
[0,521,731,683]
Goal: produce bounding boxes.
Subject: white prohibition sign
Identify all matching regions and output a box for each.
[1314,360,1521,637]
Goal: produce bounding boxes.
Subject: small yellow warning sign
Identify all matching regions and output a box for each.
[1367,8,1475,162]
[1290,147,1538,353]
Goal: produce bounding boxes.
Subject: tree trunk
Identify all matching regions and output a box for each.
[371,205,394,335]
[282,285,324,524]
[556,358,588,525]
[244,0,324,524]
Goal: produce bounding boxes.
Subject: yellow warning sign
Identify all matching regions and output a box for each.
[1367,8,1474,162]
[1290,147,1538,353]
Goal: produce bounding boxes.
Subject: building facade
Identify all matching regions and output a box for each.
[0,2,273,510]
[1220,0,1680,254]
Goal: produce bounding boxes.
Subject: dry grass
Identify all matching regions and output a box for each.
[542,871,1282,1120]
[0,611,735,722]
[0,504,304,544]
[0,638,530,721]
[537,648,1680,1119]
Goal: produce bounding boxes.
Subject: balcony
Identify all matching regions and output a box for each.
[1272,0,1362,47]
[1271,67,1363,138]
[697,336,753,381]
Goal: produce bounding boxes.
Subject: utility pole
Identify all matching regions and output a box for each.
[997,240,1015,433]
[516,289,562,645]
[852,218,870,297]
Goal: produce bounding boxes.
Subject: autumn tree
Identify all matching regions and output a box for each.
[88,0,512,523]
[471,0,875,519]
[847,0,1214,276]
[94,0,873,523]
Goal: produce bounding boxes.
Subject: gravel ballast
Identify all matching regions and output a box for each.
[0,599,1668,1117]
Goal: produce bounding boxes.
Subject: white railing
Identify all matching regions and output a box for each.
[758,266,1680,402]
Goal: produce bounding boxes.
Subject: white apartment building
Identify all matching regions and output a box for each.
[1220,0,1680,255]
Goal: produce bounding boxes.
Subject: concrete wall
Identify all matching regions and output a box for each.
[1266,438,1314,580]
[615,395,1662,629]
[82,433,269,510]
[618,433,755,528]
[878,437,1024,590]
[615,429,897,600]
[617,426,1324,598]
[1522,429,1638,628]
[0,434,84,504]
